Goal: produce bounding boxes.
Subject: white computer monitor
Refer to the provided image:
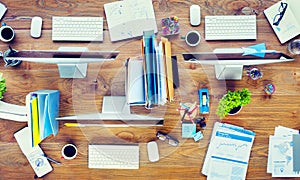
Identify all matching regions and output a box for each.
[182,48,294,80]
[4,47,119,78]
[56,96,164,127]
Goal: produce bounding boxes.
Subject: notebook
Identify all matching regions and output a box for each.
[104,0,158,42]
[264,0,300,43]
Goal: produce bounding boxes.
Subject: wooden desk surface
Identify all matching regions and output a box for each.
[0,0,299,179]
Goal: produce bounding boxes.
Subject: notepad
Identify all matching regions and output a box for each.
[264,0,300,43]
[104,0,158,42]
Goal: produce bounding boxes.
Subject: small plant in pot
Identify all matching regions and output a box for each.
[216,88,251,119]
[0,73,6,100]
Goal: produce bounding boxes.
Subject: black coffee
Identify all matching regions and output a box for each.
[187,32,199,45]
[1,27,13,40]
[63,145,76,157]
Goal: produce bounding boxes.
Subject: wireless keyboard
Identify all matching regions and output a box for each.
[52,16,103,41]
[88,144,139,169]
[205,15,257,40]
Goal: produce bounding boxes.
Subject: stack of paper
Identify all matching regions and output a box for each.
[125,30,178,108]
[26,90,60,147]
[202,122,256,180]
[14,127,53,177]
[267,125,300,177]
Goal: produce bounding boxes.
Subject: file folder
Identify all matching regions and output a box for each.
[26,90,60,147]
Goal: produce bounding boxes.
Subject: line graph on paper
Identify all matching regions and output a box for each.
[216,143,248,151]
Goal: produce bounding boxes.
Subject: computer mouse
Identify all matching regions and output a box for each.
[147,141,159,162]
[30,16,43,38]
[190,4,201,26]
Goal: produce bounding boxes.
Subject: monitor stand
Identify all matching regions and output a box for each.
[57,47,88,78]
[215,64,243,80]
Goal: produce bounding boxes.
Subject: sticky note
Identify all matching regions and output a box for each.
[193,131,204,142]
[182,123,196,138]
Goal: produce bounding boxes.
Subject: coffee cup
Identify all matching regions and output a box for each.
[0,23,15,42]
[183,30,201,47]
[61,144,77,160]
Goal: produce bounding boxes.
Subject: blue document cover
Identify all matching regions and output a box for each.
[143,30,156,108]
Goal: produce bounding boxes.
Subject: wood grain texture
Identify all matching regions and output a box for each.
[0,0,299,179]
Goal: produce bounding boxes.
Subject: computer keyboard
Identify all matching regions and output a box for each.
[205,15,257,40]
[88,144,139,169]
[52,16,103,42]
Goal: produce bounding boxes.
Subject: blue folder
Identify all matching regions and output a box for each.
[28,90,60,146]
[143,30,156,108]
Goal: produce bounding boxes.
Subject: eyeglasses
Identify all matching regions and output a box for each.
[156,131,179,146]
[273,2,288,26]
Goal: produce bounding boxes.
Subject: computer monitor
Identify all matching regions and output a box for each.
[4,47,119,78]
[182,49,294,80]
[56,96,164,127]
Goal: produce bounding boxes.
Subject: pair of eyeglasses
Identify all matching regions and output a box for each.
[273,2,288,26]
[156,131,179,146]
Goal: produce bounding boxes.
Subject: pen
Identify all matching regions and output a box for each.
[179,102,190,110]
[43,154,61,165]
[64,123,130,128]
[181,109,188,122]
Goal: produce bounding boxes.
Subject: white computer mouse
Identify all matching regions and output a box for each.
[190,4,201,26]
[30,16,43,38]
[147,141,159,162]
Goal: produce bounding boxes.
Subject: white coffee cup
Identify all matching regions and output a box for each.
[61,144,78,160]
[0,24,15,42]
[184,30,201,47]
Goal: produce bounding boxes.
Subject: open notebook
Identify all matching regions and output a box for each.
[264,0,300,43]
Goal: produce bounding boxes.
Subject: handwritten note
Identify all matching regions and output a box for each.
[104,0,157,42]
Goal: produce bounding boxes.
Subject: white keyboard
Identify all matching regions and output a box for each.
[52,16,103,41]
[205,15,257,40]
[88,144,139,169]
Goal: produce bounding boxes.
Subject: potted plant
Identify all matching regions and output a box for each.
[0,73,6,99]
[216,88,251,119]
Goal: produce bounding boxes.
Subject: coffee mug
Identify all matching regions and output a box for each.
[0,23,15,42]
[184,30,201,47]
[61,144,77,160]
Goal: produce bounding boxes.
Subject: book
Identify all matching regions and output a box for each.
[26,90,60,147]
[104,0,158,42]
[264,0,300,44]
[125,57,146,105]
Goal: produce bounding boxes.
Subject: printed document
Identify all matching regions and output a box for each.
[202,122,255,180]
